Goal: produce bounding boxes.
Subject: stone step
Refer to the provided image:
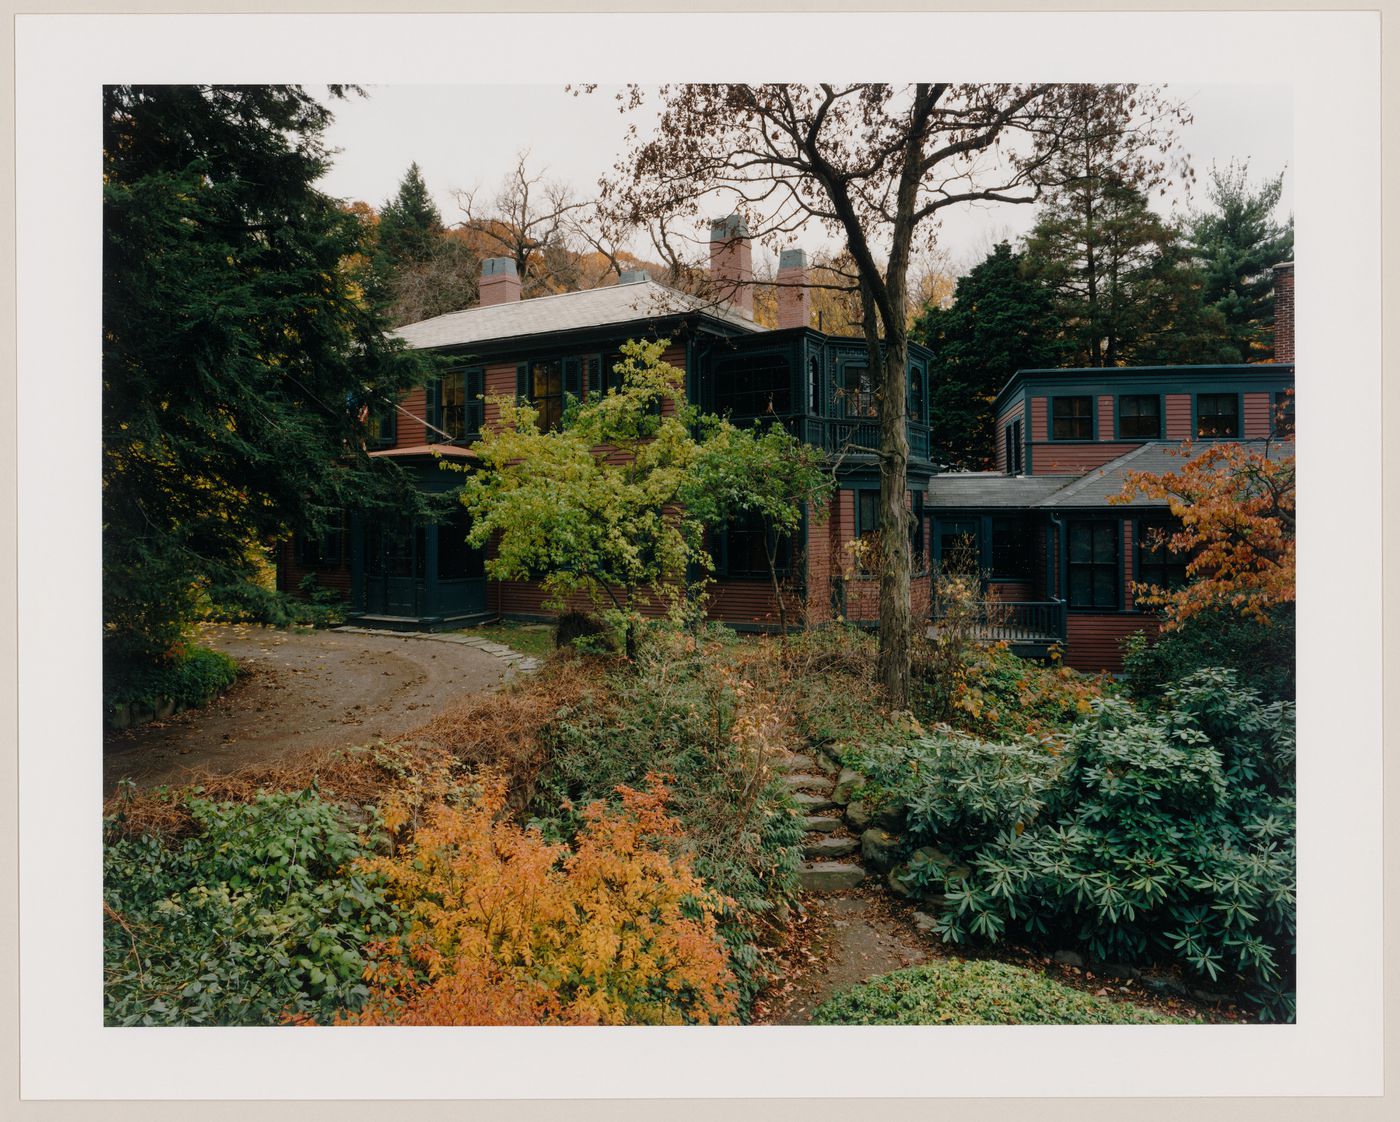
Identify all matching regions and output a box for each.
[781,773,832,793]
[798,861,867,892]
[780,752,837,775]
[803,835,859,860]
[800,814,843,833]
[790,791,838,814]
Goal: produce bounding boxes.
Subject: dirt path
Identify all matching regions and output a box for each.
[754,888,936,1025]
[103,623,513,794]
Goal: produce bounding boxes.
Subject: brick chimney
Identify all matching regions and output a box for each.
[478,257,521,307]
[1273,261,1294,362]
[776,248,811,330]
[709,214,754,318]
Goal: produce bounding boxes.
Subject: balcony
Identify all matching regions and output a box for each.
[929,597,1066,659]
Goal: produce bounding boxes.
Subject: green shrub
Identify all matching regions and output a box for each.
[531,623,801,1017]
[857,730,1066,861]
[920,669,1295,1021]
[104,642,238,716]
[812,959,1189,1025]
[103,789,398,1025]
[1123,605,1295,705]
[204,574,346,629]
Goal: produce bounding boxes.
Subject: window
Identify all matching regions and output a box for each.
[1196,393,1239,438]
[1067,521,1119,609]
[937,517,979,577]
[991,517,1031,580]
[297,514,345,568]
[1136,519,1187,594]
[839,364,877,418]
[1274,390,1295,436]
[364,402,396,447]
[809,356,821,414]
[909,363,926,425]
[1051,396,1093,440]
[1119,394,1161,439]
[367,517,425,581]
[437,508,485,581]
[718,511,790,579]
[434,367,484,441]
[712,353,791,417]
[529,359,565,432]
[910,492,926,570]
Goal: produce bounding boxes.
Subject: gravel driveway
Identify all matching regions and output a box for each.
[103,623,520,793]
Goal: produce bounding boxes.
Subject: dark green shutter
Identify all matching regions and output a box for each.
[588,354,603,396]
[563,356,582,400]
[516,362,529,402]
[466,367,484,435]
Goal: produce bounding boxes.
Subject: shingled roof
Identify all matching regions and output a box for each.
[927,439,1294,512]
[926,472,1078,509]
[393,278,762,351]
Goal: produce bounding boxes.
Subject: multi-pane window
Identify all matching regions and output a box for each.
[1066,520,1119,609]
[530,359,565,432]
[712,354,791,417]
[840,365,877,418]
[909,364,926,425]
[367,517,425,581]
[991,516,1031,580]
[937,517,979,577]
[1136,519,1187,594]
[719,511,791,579]
[365,403,396,447]
[1196,393,1240,437]
[1052,396,1093,440]
[436,369,484,441]
[1119,394,1161,439]
[297,513,346,568]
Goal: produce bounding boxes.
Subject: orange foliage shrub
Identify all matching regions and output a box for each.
[1117,439,1295,627]
[334,775,740,1026]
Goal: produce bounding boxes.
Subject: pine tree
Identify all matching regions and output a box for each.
[1189,160,1294,361]
[370,163,478,325]
[912,244,1063,469]
[103,85,429,669]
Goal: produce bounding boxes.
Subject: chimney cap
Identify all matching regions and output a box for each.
[709,214,750,241]
[778,248,809,270]
[618,269,651,285]
[482,257,518,277]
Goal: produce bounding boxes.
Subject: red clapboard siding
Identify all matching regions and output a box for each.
[708,579,785,627]
[1165,394,1192,439]
[395,387,428,447]
[988,581,1035,603]
[1098,395,1115,439]
[804,493,837,624]
[1031,442,1143,474]
[1064,614,1160,674]
[1030,397,1048,443]
[1243,392,1273,438]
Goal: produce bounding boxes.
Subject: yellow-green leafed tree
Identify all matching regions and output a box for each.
[451,339,705,655]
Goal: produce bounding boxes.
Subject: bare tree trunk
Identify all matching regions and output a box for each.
[764,526,788,637]
[876,337,912,707]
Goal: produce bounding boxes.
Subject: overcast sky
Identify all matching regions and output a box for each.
[315,83,1293,276]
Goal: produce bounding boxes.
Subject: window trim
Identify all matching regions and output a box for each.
[1116,393,1164,441]
[835,357,878,420]
[711,348,794,419]
[1194,391,1242,439]
[1133,517,1187,605]
[1049,394,1096,442]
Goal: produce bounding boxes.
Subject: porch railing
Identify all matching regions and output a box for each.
[930,598,1067,645]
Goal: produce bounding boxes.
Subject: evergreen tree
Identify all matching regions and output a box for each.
[912,244,1063,469]
[103,85,428,669]
[370,163,479,325]
[1024,179,1234,367]
[376,162,441,269]
[1188,160,1294,361]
